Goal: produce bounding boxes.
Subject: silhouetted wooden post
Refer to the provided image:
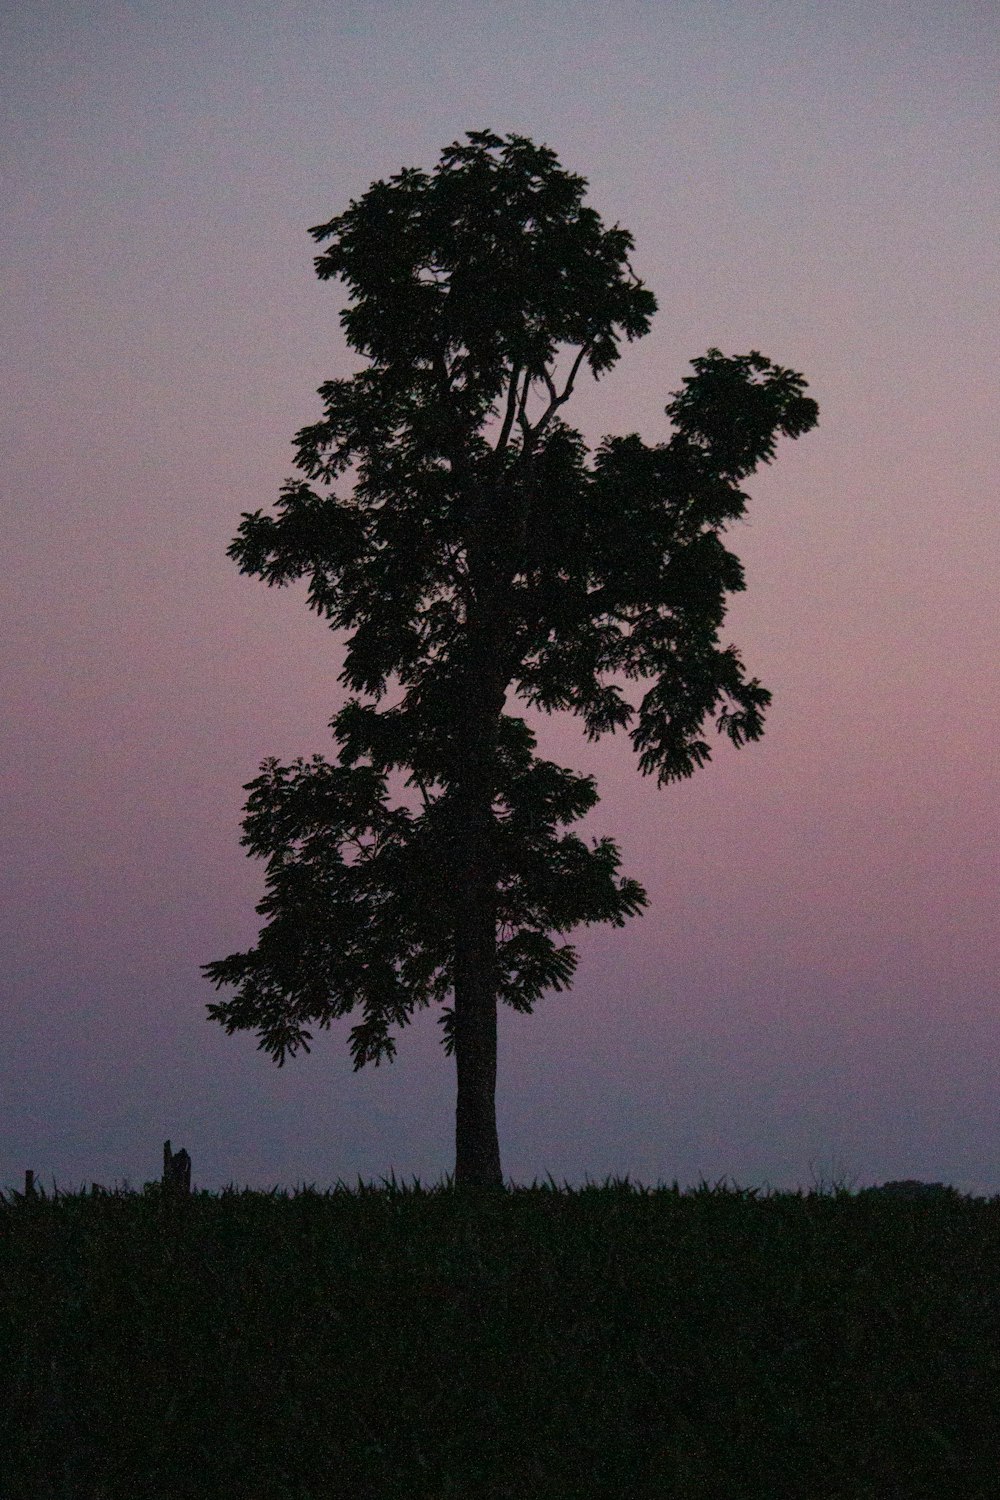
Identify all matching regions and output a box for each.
[162,1140,191,1197]
[24,1169,35,1198]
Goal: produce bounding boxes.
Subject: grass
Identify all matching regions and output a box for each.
[2,1172,999,1498]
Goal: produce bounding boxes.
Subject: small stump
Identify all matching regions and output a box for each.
[162,1140,191,1198]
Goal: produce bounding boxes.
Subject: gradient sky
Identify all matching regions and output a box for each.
[3,0,998,1197]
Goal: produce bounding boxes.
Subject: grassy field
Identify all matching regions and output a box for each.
[2,1172,998,1498]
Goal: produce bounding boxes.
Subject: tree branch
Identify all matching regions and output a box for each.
[515,366,534,442]
[534,343,590,440]
[514,344,593,458]
[493,365,523,453]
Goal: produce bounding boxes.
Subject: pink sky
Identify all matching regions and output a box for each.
[3,0,998,1195]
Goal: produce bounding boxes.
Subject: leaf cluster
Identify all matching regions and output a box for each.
[203,715,646,1068]
[509,349,818,782]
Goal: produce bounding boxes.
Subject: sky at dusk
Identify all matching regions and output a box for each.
[3,0,998,1198]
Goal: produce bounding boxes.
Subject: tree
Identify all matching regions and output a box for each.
[202,129,818,1190]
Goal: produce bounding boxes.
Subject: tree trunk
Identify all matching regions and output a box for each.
[450,617,507,1190]
[453,889,503,1188]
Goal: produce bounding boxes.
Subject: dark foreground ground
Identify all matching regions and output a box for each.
[2,1174,998,1498]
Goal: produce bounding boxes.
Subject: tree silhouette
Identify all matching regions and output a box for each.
[202,130,818,1189]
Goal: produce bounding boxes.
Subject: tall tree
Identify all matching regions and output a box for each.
[203,130,818,1189]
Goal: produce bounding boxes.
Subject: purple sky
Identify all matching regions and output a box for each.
[3,1,998,1196]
